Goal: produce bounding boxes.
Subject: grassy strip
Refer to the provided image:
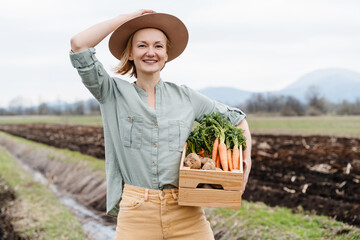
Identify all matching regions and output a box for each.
[0,146,87,240]
[205,201,360,240]
[247,115,360,138]
[2,115,360,138]
[0,131,105,174]
[0,115,103,126]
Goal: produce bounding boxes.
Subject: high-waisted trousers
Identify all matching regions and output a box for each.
[114,184,215,240]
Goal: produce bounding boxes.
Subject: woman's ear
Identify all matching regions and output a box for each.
[128,52,134,61]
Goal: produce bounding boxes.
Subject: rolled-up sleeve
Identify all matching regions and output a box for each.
[182,85,246,126]
[69,48,114,104]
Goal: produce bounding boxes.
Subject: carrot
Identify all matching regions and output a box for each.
[218,142,228,171]
[216,153,220,168]
[197,148,205,157]
[232,146,239,170]
[212,138,219,162]
[227,149,233,171]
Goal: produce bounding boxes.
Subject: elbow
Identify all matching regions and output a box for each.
[70,36,85,53]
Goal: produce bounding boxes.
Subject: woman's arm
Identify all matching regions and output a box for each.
[236,119,252,193]
[70,9,154,52]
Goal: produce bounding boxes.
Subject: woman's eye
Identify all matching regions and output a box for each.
[138,44,146,48]
[155,45,164,49]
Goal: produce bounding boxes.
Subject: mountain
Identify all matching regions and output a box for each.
[199,68,360,105]
[198,87,252,106]
[276,68,360,103]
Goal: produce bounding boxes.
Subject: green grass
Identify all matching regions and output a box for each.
[1,114,360,138]
[0,131,106,174]
[0,146,87,239]
[205,202,360,240]
[247,115,360,138]
[0,115,103,126]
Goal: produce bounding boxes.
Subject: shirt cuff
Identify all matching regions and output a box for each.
[224,106,246,126]
[69,47,98,68]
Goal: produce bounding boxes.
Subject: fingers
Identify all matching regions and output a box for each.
[139,9,156,15]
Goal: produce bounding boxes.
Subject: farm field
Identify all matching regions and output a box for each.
[1,115,360,138]
[0,123,359,227]
[1,132,359,239]
[0,115,359,238]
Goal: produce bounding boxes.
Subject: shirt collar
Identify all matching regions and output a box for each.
[132,79,164,97]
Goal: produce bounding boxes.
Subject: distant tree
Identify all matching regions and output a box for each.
[305,86,328,115]
[74,100,85,115]
[38,102,49,115]
[87,98,100,115]
[336,99,360,115]
[281,96,305,116]
[0,108,7,115]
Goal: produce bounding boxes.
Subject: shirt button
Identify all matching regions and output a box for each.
[153,143,157,147]
[128,116,131,120]
[153,180,156,183]
[154,124,158,128]
[152,161,156,165]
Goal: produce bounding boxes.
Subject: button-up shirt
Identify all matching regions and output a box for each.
[69,48,246,217]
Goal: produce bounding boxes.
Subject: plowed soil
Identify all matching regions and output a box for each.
[0,124,359,226]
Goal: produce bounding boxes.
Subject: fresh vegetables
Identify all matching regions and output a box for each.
[185,112,246,171]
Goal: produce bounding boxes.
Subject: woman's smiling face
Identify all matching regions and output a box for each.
[129,28,169,77]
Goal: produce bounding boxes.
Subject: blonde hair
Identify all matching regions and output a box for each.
[113,29,171,79]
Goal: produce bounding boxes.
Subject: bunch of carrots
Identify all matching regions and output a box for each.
[186,113,246,171]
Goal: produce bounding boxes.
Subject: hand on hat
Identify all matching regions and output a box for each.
[125,9,156,21]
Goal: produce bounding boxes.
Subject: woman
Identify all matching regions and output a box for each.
[70,9,252,240]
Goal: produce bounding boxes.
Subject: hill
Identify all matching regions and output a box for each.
[199,68,360,105]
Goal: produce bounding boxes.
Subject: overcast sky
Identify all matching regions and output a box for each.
[1,0,360,108]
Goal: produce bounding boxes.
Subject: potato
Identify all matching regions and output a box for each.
[184,153,201,169]
[202,161,216,170]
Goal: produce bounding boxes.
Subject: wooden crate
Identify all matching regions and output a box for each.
[178,144,243,209]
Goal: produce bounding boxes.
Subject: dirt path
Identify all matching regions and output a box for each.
[0,124,359,226]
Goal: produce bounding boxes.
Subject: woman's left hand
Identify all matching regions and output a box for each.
[242,156,252,193]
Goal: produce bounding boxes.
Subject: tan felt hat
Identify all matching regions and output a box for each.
[109,13,189,62]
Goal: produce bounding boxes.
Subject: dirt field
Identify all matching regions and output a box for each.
[0,123,359,226]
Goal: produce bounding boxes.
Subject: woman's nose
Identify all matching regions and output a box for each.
[146,47,155,57]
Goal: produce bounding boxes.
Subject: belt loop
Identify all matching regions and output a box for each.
[159,190,164,200]
[171,189,178,200]
[144,189,149,201]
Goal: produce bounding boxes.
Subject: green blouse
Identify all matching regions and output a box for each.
[69,48,246,217]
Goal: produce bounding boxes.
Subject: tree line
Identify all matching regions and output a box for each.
[0,98,100,116]
[240,87,360,116]
[1,87,359,116]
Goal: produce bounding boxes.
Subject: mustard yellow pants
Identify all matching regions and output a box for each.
[114,184,215,240]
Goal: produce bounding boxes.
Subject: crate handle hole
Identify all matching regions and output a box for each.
[196,183,224,190]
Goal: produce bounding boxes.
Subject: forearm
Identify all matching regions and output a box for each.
[70,15,129,52]
[236,118,252,192]
[70,10,154,52]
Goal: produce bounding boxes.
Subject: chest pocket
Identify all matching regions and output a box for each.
[168,120,190,152]
[120,115,143,149]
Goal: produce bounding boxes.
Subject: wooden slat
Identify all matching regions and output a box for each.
[178,188,242,209]
[179,169,242,190]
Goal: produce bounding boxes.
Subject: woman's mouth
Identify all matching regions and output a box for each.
[143,60,158,63]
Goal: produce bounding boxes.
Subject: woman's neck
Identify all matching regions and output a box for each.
[135,72,160,94]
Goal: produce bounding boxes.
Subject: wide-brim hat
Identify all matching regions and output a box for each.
[109,13,189,62]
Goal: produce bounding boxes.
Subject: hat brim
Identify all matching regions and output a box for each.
[109,13,188,62]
